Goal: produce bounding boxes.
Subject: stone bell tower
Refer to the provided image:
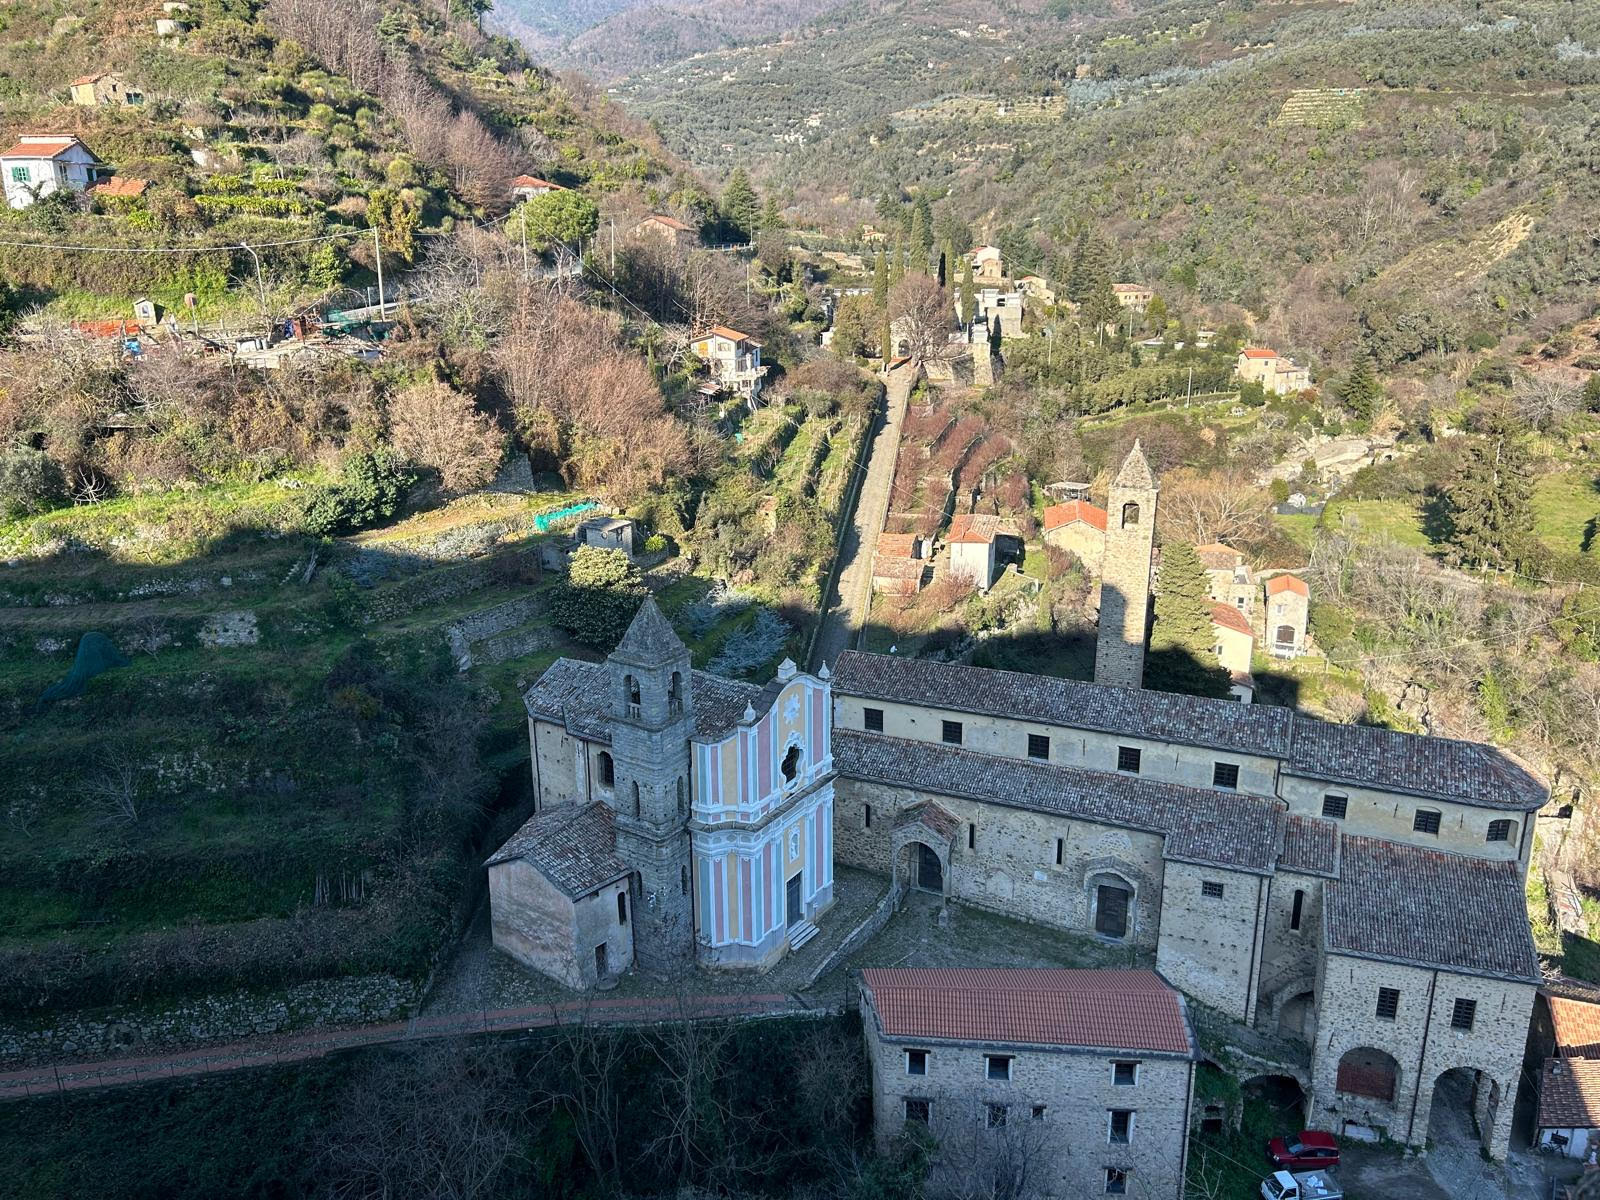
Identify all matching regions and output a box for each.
[1094,440,1159,689]
[606,597,697,974]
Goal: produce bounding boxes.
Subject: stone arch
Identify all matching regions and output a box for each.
[1074,855,1153,942]
[1121,501,1141,528]
[1424,1065,1503,1155]
[1086,868,1138,941]
[1278,990,1317,1044]
[624,673,641,717]
[1259,975,1318,1041]
[668,670,684,715]
[896,840,948,897]
[1335,1046,1400,1105]
[1243,1073,1308,1128]
[597,751,615,790]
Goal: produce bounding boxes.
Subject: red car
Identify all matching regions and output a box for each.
[1267,1130,1340,1170]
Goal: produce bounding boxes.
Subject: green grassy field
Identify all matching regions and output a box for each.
[1532,467,1600,556]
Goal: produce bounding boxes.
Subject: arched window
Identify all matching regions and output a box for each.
[616,891,628,924]
[1275,624,1296,646]
[1121,502,1141,529]
[625,675,641,718]
[782,744,802,784]
[632,782,641,819]
[669,671,683,715]
[597,751,614,789]
[676,777,686,816]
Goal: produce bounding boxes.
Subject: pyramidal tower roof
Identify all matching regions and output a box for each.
[1113,439,1157,491]
[612,595,686,664]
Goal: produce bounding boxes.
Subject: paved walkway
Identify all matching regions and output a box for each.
[812,363,913,670]
[0,992,806,1102]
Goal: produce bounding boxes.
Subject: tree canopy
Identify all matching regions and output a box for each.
[1145,539,1233,698]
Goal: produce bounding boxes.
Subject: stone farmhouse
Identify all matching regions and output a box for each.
[1265,574,1310,658]
[631,212,698,251]
[860,967,1197,1200]
[968,244,1006,284]
[0,135,104,209]
[490,443,1546,1160]
[1042,499,1107,570]
[69,73,143,107]
[1237,347,1311,396]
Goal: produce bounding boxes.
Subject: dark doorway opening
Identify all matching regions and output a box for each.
[916,843,944,893]
[1095,883,1131,938]
[786,873,804,927]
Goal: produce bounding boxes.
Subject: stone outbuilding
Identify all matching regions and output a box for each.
[859,967,1198,1200]
[69,73,143,107]
[1264,574,1310,658]
[1537,1057,1600,1159]
[632,212,698,251]
[1042,499,1107,572]
[576,515,640,558]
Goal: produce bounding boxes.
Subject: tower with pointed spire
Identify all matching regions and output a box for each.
[606,596,697,973]
[1094,440,1159,688]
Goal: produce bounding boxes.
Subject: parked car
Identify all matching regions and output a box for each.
[1261,1169,1342,1200]
[1266,1130,1340,1170]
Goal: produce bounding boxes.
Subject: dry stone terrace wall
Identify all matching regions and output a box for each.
[0,974,420,1068]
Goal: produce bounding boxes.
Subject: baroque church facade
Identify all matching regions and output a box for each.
[487,444,1547,1158]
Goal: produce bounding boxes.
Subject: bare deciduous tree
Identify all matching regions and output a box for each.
[1156,467,1271,548]
[930,1096,1069,1200]
[889,273,955,365]
[388,377,505,492]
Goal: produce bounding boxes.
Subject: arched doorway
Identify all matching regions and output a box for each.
[1428,1066,1499,1153]
[905,841,944,894]
[1087,871,1136,940]
[1279,991,1315,1043]
[1244,1074,1308,1130]
[1335,1047,1399,1104]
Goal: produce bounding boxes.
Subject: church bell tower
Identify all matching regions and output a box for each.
[1094,440,1159,689]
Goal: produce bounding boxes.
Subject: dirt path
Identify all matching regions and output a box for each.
[811,363,913,670]
[0,991,808,1102]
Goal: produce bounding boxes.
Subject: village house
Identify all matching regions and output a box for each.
[1112,283,1154,311]
[1265,574,1310,658]
[510,174,561,201]
[69,73,143,107]
[968,244,1006,284]
[1531,980,1600,1159]
[944,514,1021,593]
[1,135,105,209]
[1196,542,1255,611]
[860,967,1197,1200]
[690,325,767,401]
[871,532,925,597]
[632,212,698,251]
[1015,274,1056,306]
[1237,347,1311,395]
[488,600,836,983]
[1041,499,1107,571]
[1209,602,1256,702]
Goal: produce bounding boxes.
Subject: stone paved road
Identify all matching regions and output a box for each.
[811,363,913,671]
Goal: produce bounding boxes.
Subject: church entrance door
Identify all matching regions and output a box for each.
[786,873,803,927]
[916,843,944,894]
[1095,883,1131,938]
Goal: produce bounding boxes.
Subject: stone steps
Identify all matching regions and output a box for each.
[788,920,820,951]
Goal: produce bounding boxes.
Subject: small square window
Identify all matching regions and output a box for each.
[1108,1109,1133,1144]
[1028,733,1050,760]
[1322,794,1348,820]
[942,720,963,745]
[905,1048,927,1076]
[986,1054,1013,1081]
[1201,880,1225,899]
[1031,1105,1047,1121]
[904,1098,930,1124]
[986,1103,1008,1128]
[1112,1061,1139,1086]
[1451,998,1477,1031]
[864,707,884,732]
[1376,987,1400,1020]
[1486,819,1513,843]
[1105,1167,1128,1195]
[1117,746,1141,774]
[1212,762,1239,790]
[1413,809,1441,835]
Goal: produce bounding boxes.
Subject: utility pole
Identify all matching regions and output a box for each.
[371,226,387,318]
[238,242,267,322]
[610,221,616,277]
[519,211,529,282]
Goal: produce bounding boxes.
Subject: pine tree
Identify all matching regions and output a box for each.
[1145,540,1233,699]
[1446,402,1533,570]
[1338,354,1383,420]
[873,248,889,308]
[760,195,784,232]
[720,168,761,241]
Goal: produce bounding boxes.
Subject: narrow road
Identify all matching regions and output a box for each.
[0,992,806,1102]
[811,362,914,670]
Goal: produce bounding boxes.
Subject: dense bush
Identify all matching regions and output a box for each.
[0,449,66,517]
[301,450,412,535]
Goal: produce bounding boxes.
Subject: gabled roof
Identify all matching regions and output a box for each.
[511,174,561,189]
[1266,574,1309,598]
[1042,500,1107,533]
[1113,440,1156,490]
[1279,813,1339,878]
[0,136,91,160]
[697,324,756,344]
[1194,542,1243,571]
[872,556,924,582]
[640,212,692,232]
[1538,1057,1600,1129]
[1546,985,1600,1058]
[1324,835,1540,982]
[71,73,109,85]
[860,967,1194,1056]
[1112,282,1150,293]
[947,513,1017,545]
[876,532,919,559]
[1210,602,1255,638]
[524,658,761,745]
[484,801,631,898]
[1241,347,1279,359]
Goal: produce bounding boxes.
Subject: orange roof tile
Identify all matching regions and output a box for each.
[872,556,924,582]
[701,324,753,343]
[1211,602,1255,638]
[1538,1056,1600,1129]
[876,533,919,559]
[642,213,692,231]
[1194,542,1242,570]
[1242,347,1278,359]
[1042,499,1107,533]
[861,967,1194,1055]
[1,136,85,159]
[93,176,148,197]
[1266,574,1309,598]
[511,174,561,190]
[1550,991,1600,1058]
[947,513,1016,545]
[71,73,106,86]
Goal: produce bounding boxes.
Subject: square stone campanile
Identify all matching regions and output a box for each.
[1094,441,1159,689]
[606,597,697,975]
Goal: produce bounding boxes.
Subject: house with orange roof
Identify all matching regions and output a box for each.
[1112,282,1154,311]
[1,135,104,208]
[944,514,1021,592]
[1264,574,1310,658]
[1236,346,1310,395]
[69,73,143,107]
[967,243,1005,283]
[631,212,698,251]
[1196,542,1256,612]
[871,532,926,596]
[1210,601,1256,700]
[510,174,562,201]
[1042,498,1107,570]
[689,324,766,401]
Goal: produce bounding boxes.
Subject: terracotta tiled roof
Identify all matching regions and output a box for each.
[872,556,924,582]
[701,324,754,343]
[1325,835,1540,981]
[1548,988,1600,1058]
[511,174,561,189]
[0,136,85,159]
[1537,1057,1600,1129]
[484,801,631,898]
[947,514,1017,545]
[831,651,1295,759]
[1279,814,1339,877]
[641,213,692,232]
[834,730,1284,874]
[93,176,148,197]
[71,73,106,85]
[1042,500,1107,532]
[1112,283,1149,294]
[876,532,919,558]
[861,967,1194,1056]
[1242,347,1278,359]
[1195,542,1242,571]
[1288,718,1545,810]
[1266,574,1309,597]
[524,658,759,744]
[1210,602,1255,638]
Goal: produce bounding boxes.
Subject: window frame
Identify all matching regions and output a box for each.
[986,1102,1009,1129]
[942,719,964,746]
[1108,1108,1134,1145]
[903,1097,931,1125]
[1104,1166,1129,1195]
[1451,997,1477,1032]
[1027,733,1051,761]
[864,706,884,732]
[864,803,872,829]
[1212,762,1240,790]
[1116,745,1142,774]
[1413,808,1442,835]
[616,890,627,925]
[1112,1060,1140,1087]
[1376,987,1401,1020]
[905,1048,928,1076]
[1290,888,1305,932]
[985,1054,1013,1082]
[1321,794,1348,820]
[1201,880,1225,900]
[1486,819,1513,844]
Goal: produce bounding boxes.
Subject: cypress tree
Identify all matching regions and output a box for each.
[1446,402,1533,570]
[890,234,905,286]
[1145,540,1233,699]
[873,248,889,308]
[910,198,933,270]
[960,257,975,328]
